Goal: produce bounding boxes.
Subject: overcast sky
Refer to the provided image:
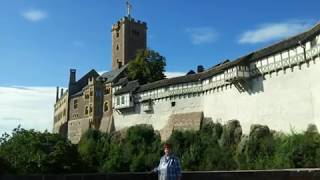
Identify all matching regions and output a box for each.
[0,0,319,135]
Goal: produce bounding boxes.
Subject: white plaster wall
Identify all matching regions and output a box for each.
[113,95,203,131]
[204,58,320,134]
[113,58,320,135]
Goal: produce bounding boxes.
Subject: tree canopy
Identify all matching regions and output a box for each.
[128,49,166,84]
[0,126,84,174]
[3,122,320,174]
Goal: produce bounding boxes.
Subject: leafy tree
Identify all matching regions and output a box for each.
[237,125,275,169]
[0,126,83,174]
[99,124,161,172]
[273,131,320,168]
[128,49,166,84]
[77,129,109,172]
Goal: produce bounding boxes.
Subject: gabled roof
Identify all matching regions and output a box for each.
[69,69,99,96]
[114,80,140,95]
[249,23,320,61]
[99,64,128,83]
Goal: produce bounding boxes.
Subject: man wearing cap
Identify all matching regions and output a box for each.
[153,143,182,180]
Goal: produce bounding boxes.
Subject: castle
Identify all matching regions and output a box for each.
[53,5,320,143]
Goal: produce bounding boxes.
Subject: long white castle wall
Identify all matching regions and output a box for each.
[113,95,203,131]
[112,34,320,135]
[204,57,320,133]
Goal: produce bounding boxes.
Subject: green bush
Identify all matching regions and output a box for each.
[98,124,161,172]
[0,126,83,174]
[78,129,109,172]
[3,122,320,174]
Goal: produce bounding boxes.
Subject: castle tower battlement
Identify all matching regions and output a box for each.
[111,15,147,70]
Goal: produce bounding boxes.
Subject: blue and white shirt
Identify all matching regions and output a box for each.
[155,154,182,180]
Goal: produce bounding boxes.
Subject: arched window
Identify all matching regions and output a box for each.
[85,106,89,115]
[89,105,93,113]
[104,102,109,112]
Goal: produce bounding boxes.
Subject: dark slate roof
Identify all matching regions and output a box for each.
[114,80,140,95]
[69,69,99,96]
[113,77,129,86]
[133,22,320,93]
[99,64,128,83]
[70,90,83,98]
[137,73,203,93]
[249,23,320,61]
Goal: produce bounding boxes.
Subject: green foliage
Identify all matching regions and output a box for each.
[92,125,161,173]
[78,129,109,172]
[273,132,320,168]
[241,125,275,169]
[0,126,83,174]
[3,123,320,174]
[128,49,166,84]
[167,122,237,171]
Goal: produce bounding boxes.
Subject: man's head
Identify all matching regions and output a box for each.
[163,143,172,156]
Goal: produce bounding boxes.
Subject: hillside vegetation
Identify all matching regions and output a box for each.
[1,122,320,174]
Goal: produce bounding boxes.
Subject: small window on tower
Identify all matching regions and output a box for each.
[116,45,119,50]
[118,61,122,68]
[104,102,109,112]
[116,32,119,37]
[85,106,89,115]
[105,88,110,95]
[73,99,78,109]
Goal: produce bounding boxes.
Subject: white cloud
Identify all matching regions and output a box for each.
[239,20,313,44]
[0,86,56,136]
[165,71,185,78]
[98,70,107,75]
[22,9,48,22]
[186,27,218,45]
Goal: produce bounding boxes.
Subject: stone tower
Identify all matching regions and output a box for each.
[111,16,147,70]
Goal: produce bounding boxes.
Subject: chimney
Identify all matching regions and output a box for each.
[60,88,64,97]
[69,69,76,85]
[197,65,204,73]
[56,86,59,102]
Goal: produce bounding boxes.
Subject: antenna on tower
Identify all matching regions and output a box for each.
[126,0,132,18]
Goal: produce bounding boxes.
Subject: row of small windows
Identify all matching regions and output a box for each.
[74,99,109,114]
[54,108,66,123]
[115,30,140,37]
[55,98,67,110]
[116,96,132,106]
[85,102,109,114]
[250,38,319,69]
[116,96,125,105]
[74,88,110,108]
[139,81,210,98]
